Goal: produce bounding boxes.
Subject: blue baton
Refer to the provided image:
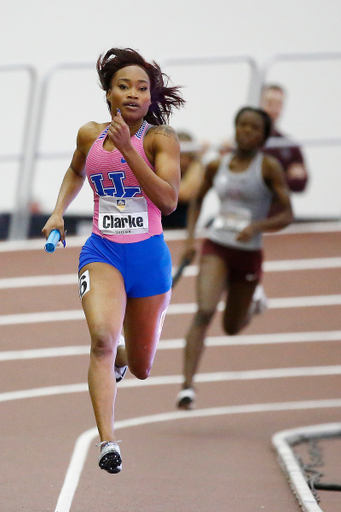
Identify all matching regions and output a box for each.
[44,229,61,253]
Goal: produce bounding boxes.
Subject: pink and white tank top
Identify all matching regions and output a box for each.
[85,121,163,243]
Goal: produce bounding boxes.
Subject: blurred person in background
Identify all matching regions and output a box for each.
[162,131,205,229]
[218,84,309,313]
[260,84,309,193]
[176,106,293,410]
[219,84,309,194]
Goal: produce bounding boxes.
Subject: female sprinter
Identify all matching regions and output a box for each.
[176,106,293,410]
[42,47,184,473]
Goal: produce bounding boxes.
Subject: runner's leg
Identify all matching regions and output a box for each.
[80,262,126,443]
[183,253,227,389]
[223,279,258,335]
[123,289,172,379]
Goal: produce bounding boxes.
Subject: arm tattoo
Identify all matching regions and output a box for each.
[151,125,179,142]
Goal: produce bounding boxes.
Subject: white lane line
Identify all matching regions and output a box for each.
[3,365,341,402]
[0,346,90,361]
[203,330,341,346]
[0,274,77,289]
[0,383,88,402]
[1,294,341,326]
[180,257,341,278]
[120,365,341,388]
[54,398,341,512]
[168,294,341,315]
[2,257,341,290]
[0,310,85,325]
[2,330,341,361]
[55,427,97,512]
[264,257,341,271]
[270,294,341,308]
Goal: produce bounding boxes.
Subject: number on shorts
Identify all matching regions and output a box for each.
[79,269,90,299]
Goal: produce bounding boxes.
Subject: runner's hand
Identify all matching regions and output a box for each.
[42,214,65,243]
[236,224,256,242]
[107,109,132,152]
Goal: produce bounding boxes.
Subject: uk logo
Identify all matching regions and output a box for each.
[90,171,141,198]
[116,199,126,211]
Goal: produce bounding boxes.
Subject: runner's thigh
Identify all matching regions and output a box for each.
[196,254,227,312]
[79,262,126,341]
[123,290,172,370]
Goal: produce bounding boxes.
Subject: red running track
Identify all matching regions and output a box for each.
[1,222,341,512]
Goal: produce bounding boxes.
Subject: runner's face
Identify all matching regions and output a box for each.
[260,88,284,123]
[107,65,152,122]
[235,111,265,150]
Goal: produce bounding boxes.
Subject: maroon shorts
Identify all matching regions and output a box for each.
[201,239,263,283]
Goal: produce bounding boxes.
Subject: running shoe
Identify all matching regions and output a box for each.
[176,387,196,410]
[115,335,128,383]
[249,284,268,316]
[97,441,122,474]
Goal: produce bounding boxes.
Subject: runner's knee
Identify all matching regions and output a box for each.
[129,363,151,380]
[90,328,116,358]
[223,316,245,336]
[224,323,241,336]
[194,309,215,327]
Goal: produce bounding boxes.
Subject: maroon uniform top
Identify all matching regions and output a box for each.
[262,129,308,192]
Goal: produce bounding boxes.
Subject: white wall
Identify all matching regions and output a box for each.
[1,0,341,220]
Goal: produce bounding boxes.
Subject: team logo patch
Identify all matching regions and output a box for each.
[116,199,126,211]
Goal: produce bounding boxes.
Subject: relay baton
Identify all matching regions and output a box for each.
[44,229,61,253]
[172,255,194,287]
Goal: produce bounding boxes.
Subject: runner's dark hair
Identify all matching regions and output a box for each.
[97,47,185,125]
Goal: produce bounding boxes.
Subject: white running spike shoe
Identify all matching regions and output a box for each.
[97,441,122,474]
[115,335,128,383]
[249,284,268,316]
[176,387,196,410]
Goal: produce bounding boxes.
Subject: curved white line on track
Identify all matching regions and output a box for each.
[1,293,341,326]
[2,365,341,402]
[54,398,341,512]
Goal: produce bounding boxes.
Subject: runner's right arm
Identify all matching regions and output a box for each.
[41,124,93,242]
[182,159,220,260]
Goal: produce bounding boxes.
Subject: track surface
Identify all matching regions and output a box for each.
[1,223,341,512]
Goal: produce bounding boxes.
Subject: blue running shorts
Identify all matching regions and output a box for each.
[78,233,172,298]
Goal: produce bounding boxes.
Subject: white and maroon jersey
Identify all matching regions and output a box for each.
[209,152,273,251]
[85,121,163,243]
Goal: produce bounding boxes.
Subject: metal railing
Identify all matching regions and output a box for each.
[0,65,37,240]
[8,62,96,240]
[9,56,259,240]
[162,54,259,105]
